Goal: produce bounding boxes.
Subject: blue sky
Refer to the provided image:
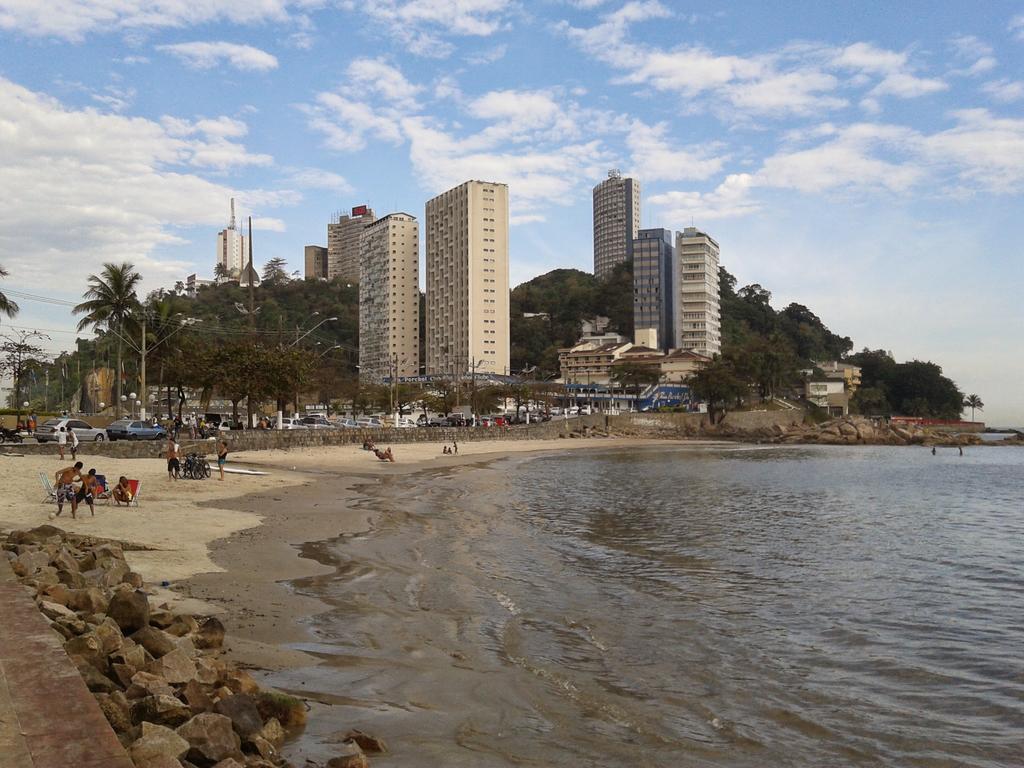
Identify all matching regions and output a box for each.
[0,1,1022,423]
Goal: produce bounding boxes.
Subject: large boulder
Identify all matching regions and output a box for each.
[39,600,77,621]
[68,586,110,614]
[127,671,177,700]
[176,713,243,765]
[256,718,284,749]
[131,695,192,727]
[343,730,388,754]
[147,648,197,685]
[94,691,134,733]
[129,722,190,764]
[194,617,225,649]
[212,694,262,738]
[133,626,179,658]
[326,744,369,768]
[94,617,126,656]
[107,588,150,633]
[65,632,109,672]
[182,680,215,715]
[72,655,119,693]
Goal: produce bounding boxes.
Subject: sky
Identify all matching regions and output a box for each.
[0,0,1022,424]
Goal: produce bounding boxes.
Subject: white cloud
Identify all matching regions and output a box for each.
[832,42,907,73]
[982,78,1024,103]
[302,93,404,151]
[283,167,353,193]
[920,109,1024,193]
[466,43,508,65]
[0,76,288,287]
[346,58,422,107]
[157,41,279,72]
[344,0,516,58]
[0,0,317,41]
[1010,14,1024,41]
[625,121,724,181]
[948,35,996,76]
[868,72,947,99]
[648,173,759,220]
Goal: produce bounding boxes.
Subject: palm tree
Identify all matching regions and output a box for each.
[963,394,984,422]
[74,262,142,417]
[0,266,20,319]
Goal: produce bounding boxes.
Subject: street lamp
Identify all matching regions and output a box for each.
[289,316,338,348]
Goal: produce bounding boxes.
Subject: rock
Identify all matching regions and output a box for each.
[194,657,222,685]
[132,694,193,727]
[127,671,177,700]
[326,743,369,768]
[94,617,126,656]
[52,549,80,574]
[30,566,60,587]
[257,718,284,749]
[245,735,277,760]
[150,609,178,628]
[72,655,119,693]
[53,613,88,636]
[16,549,51,574]
[95,691,134,733]
[182,680,215,714]
[111,640,150,671]
[255,691,306,729]
[69,586,110,614]
[10,525,64,545]
[134,756,184,768]
[147,648,197,685]
[107,588,150,633]
[65,632,109,672]
[129,722,191,764]
[194,617,226,649]
[343,730,387,754]
[211,760,246,768]
[124,571,145,588]
[134,625,179,658]
[838,422,858,437]
[166,615,200,638]
[224,669,260,696]
[40,582,73,606]
[213,694,262,738]
[39,600,77,620]
[176,713,243,765]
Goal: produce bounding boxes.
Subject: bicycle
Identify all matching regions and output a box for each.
[181,453,211,480]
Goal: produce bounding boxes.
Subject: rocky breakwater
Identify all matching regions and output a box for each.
[1,525,386,768]
[706,415,985,446]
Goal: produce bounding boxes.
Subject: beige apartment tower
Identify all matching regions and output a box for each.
[358,213,420,381]
[425,180,510,377]
[674,227,721,357]
[593,170,641,279]
[215,199,248,281]
[328,205,375,282]
[304,245,328,279]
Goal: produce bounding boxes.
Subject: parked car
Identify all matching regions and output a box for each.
[279,417,308,430]
[445,413,469,427]
[395,417,418,428]
[333,418,359,429]
[106,419,168,441]
[35,418,106,442]
[300,415,335,429]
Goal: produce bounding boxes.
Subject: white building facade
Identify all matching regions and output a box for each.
[425,180,510,377]
[674,226,722,358]
[358,213,420,381]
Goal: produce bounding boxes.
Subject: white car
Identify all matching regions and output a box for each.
[356,417,383,428]
[279,417,308,430]
[35,417,107,442]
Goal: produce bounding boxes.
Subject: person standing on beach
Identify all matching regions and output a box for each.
[166,436,180,480]
[76,469,99,517]
[57,426,67,460]
[217,438,228,481]
[453,438,458,455]
[52,462,83,519]
[69,427,79,461]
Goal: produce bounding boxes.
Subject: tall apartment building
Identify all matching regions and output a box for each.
[592,170,641,279]
[632,228,676,351]
[674,227,721,357]
[215,198,248,281]
[327,205,375,283]
[304,245,328,280]
[425,181,509,377]
[358,213,420,381]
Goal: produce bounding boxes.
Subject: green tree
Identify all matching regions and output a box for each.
[73,262,142,417]
[962,394,984,422]
[262,257,290,284]
[0,266,20,320]
[687,358,747,424]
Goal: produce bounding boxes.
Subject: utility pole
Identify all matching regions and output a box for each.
[392,353,399,428]
[247,216,255,334]
[139,310,147,420]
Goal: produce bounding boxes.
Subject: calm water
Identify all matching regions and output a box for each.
[280,444,1024,767]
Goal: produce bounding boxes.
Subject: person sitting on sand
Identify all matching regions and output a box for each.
[443,445,450,455]
[76,468,99,517]
[381,447,394,462]
[363,438,376,452]
[53,462,84,519]
[112,476,134,506]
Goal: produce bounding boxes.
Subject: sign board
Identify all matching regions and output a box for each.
[352,205,368,216]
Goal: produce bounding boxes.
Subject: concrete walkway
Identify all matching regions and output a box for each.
[0,558,134,768]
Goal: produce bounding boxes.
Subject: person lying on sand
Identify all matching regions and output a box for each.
[112,476,133,506]
[373,446,395,462]
[53,461,84,519]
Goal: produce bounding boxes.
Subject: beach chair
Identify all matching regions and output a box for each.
[123,479,142,508]
[94,474,113,505]
[38,472,56,503]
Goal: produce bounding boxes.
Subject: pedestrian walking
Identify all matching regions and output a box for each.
[69,427,80,461]
[57,426,67,460]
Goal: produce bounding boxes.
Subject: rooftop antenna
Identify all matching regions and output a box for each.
[229,198,236,230]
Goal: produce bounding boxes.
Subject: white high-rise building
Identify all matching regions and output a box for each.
[358,213,420,382]
[215,198,248,281]
[674,227,721,357]
[425,180,510,377]
[592,170,641,279]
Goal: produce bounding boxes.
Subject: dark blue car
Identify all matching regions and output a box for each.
[106,419,168,441]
